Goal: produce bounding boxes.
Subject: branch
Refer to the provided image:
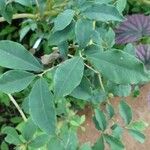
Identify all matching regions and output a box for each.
[8,94,27,122]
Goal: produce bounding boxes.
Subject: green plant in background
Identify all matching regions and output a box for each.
[0,0,149,150]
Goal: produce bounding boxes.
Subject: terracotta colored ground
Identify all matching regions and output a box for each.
[78,83,150,150]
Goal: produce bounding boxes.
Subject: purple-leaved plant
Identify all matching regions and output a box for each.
[136,44,150,69]
[115,14,150,44]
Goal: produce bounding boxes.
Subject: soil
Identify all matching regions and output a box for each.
[78,83,150,150]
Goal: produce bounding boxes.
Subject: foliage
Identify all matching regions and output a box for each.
[0,0,149,150]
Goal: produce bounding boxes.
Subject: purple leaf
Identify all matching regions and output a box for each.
[115,14,150,44]
[136,44,150,69]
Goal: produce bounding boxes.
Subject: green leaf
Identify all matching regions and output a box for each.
[48,137,64,150]
[29,78,56,135]
[29,134,49,148]
[101,27,115,48]
[60,130,78,150]
[86,50,149,84]
[94,109,107,131]
[0,40,43,72]
[127,121,148,131]
[54,56,84,98]
[128,129,145,143]
[82,4,124,22]
[75,19,93,48]
[70,76,92,101]
[0,1,13,23]
[15,0,32,7]
[92,136,105,150]
[53,9,75,32]
[2,127,22,145]
[106,103,115,119]
[104,134,125,150]
[113,84,131,97]
[49,22,75,45]
[0,142,9,150]
[22,118,37,141]
[119,100,132,125]
[111,124,123,139]
[0,70,35,94]
[80,143,92,150]
[124,43,136,56]
[116,0,127,13]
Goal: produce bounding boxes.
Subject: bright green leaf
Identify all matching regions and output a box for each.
[128,121,148,131]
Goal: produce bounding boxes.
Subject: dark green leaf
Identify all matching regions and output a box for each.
[82,4,124,22]
[71,76,92,101]
[29,134,49,148]
[75,19,93,48]
[22,118,37,141]
[104,134,125,150]
[15,0,32,6]
[48,137,64,150]
[54,56,84,98]
[0,41,43,72]
[49,22,75,45]
[86,50,149,84]
[92,136,104,150]
[2,127,22,145]
[113,84,131,97]
[128,129,145,143]
[119,100,132,125]
[0,70,35,94]
[94,109,107,131]
[106,103,115,119]
[54,9,75,32]
[29,78,56,135]
[80,143,92,150]
[111,124,123,139]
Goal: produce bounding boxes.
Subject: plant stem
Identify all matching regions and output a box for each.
[0,13,37,23]
[8,94,27,122]
[0,10,59,23]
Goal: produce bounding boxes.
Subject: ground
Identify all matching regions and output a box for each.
[78,83,150,150]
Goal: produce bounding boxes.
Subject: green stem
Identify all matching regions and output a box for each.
[0,13,37,23]
[8,94,27,122]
